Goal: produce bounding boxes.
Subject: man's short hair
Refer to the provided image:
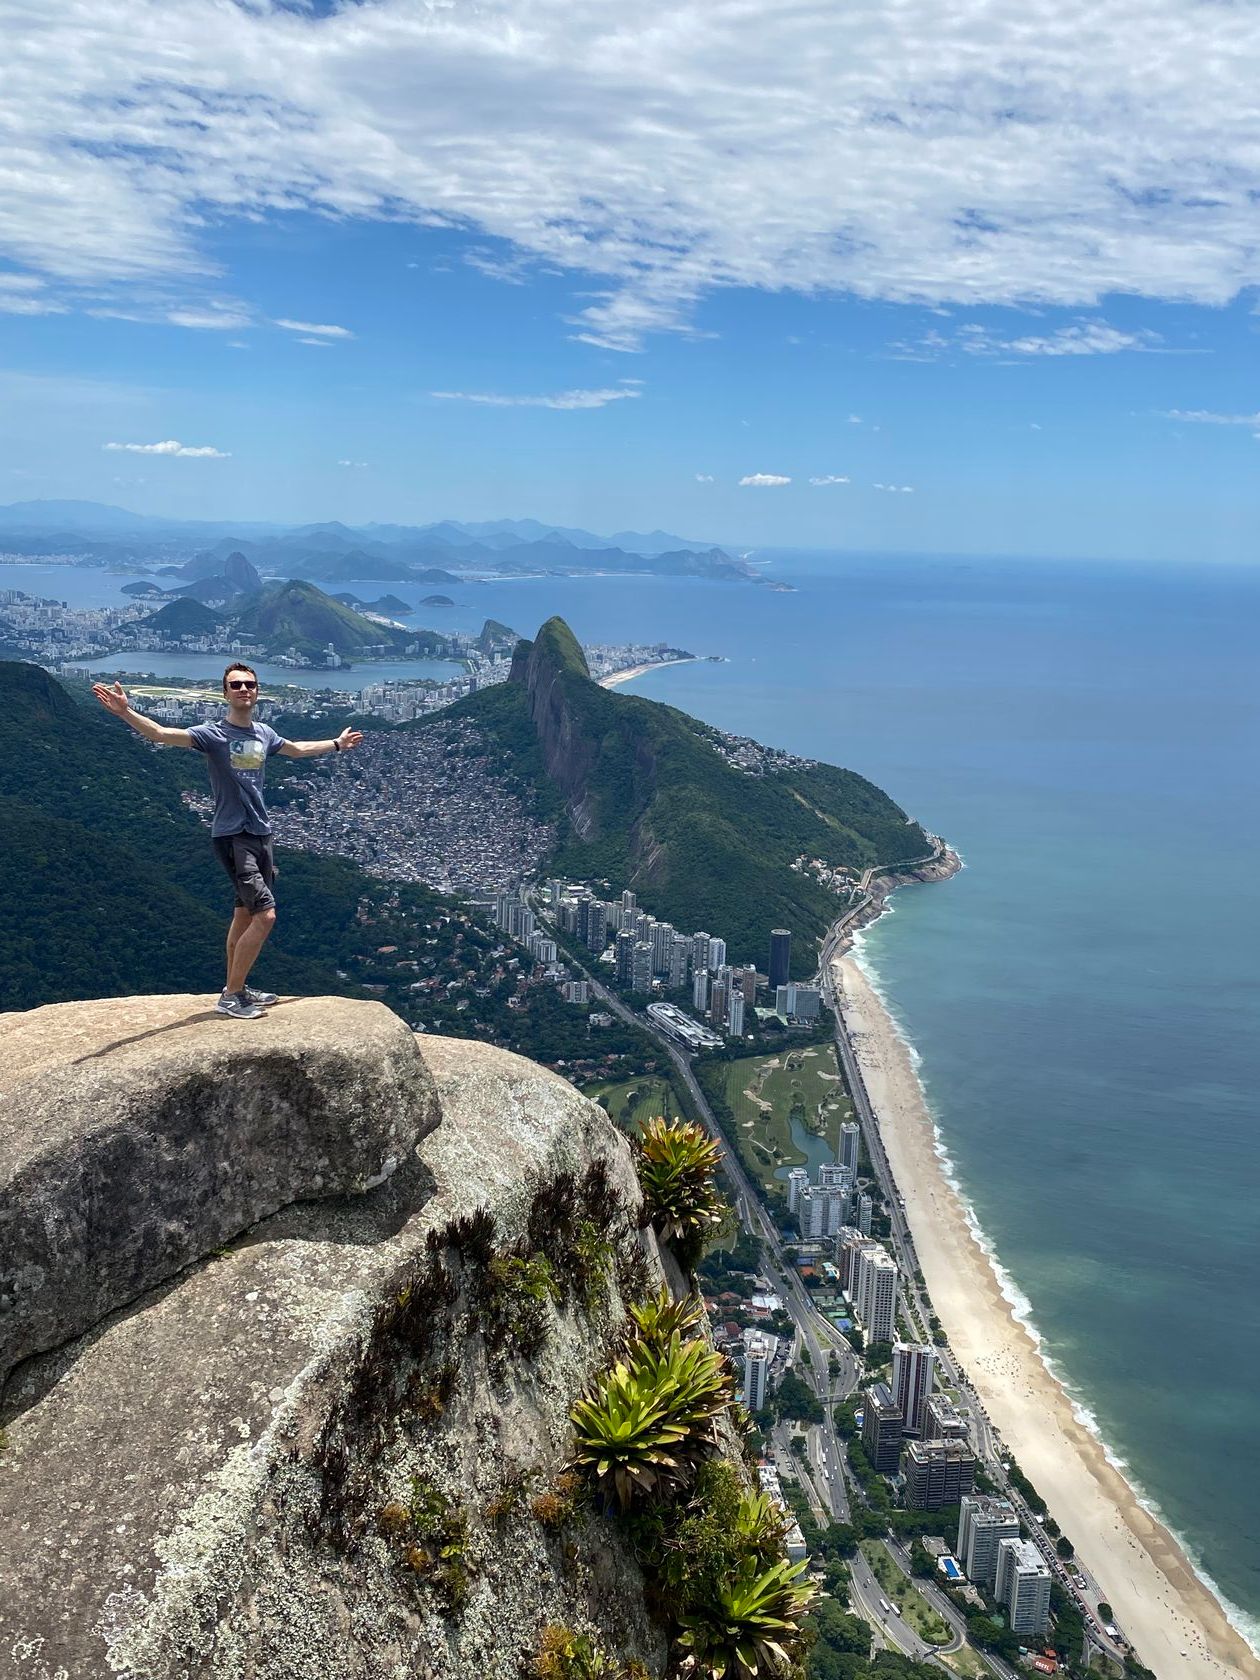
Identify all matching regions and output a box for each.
[223,662,259,693]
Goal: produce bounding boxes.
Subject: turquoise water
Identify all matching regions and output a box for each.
[10,551,1260,1637]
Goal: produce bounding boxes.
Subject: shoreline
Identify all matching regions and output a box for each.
[598,656,704,688]
[829,938,1259,1680]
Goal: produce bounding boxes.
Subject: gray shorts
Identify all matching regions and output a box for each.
[212,830,277,913]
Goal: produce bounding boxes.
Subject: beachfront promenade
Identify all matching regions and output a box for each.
[820,909,1260,1680]
[817,908,1128,1669]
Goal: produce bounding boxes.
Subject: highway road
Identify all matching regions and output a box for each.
[847,1544,943,1664]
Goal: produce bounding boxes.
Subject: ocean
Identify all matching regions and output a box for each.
[6,550,1259,1638]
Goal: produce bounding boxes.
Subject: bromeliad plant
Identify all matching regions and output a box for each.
[570,1330,732,1512]
[635,1117,725,1269]
[675,1555,817,1680]
[628,1284,705,1350]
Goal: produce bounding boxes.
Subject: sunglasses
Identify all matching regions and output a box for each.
[227,680,258,691]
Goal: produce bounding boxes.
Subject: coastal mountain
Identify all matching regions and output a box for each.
[230,579,447,658]
[141,597,224,638]
[166,548,263,593]
[334,591,413,615]
[440,617,933,972]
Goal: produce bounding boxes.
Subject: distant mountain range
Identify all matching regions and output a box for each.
[0,500,756,584]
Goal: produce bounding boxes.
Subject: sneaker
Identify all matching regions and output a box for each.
[242,985,278,1007]
[216,991,263,1020]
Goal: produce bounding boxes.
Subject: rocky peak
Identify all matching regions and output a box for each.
[509,617,606,838]
[0,995,668,1680]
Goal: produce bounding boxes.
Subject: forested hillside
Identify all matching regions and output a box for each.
[443,618,932,974]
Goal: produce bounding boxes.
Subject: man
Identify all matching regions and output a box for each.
[93,664,363,1018]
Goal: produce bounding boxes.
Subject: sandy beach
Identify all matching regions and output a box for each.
[598,656,701,688]
[832,952,1259,1680]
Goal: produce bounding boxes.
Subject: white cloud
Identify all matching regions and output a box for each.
[873,482,915,493]
[809,474,850,486]
[694,472,714,482]
[6,2,1260,348]
[848,415,863,425]
[1161,408,1260,426]
[103,439,230,457]
[167,305,251,330]
[338,458,368,467]
[274,319,353,340]
[898,320,1164,359]
[431,386,642,410]
[0,272,65,315]
[739,473,791,487]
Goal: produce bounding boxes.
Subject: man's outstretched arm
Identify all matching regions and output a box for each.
[278,728,364,760]
[92,680,194,747]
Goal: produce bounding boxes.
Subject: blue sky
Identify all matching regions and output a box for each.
[3,0,1260,562]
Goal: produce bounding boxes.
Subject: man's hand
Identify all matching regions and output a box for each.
[92,680,130,717]
[337,727,365,753]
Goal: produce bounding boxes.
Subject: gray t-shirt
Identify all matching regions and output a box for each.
[187,719,288,837]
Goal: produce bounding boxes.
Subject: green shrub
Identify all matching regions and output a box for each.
[676,1555,817,1679]
[629,1285,705,1349]
[533,1626,623,1680]
[635,1117,725,1268]
[570,1333,732,1511]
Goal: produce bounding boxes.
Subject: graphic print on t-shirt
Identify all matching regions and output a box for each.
[230,736,267,774]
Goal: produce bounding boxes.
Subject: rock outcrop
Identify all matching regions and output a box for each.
[509,617,603,838]
[0,1003,668,1680]
[0,995,435,1388]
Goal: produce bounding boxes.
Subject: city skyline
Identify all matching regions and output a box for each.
[3,3,1260,562]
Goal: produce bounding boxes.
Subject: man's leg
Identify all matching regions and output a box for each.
[225,905,253,988]
[226,907,276,994]
[222,834,277,996]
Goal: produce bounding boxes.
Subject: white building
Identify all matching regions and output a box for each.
[799,1184,847,1239]
[646,1000,724,1052]
[774,982,821,1020]
[743,1330,773,1412]
[839,1122,860,1174]
[693,967,710,1012]
[957,1496,1020,1590]
[996,1537,1052,1636]
[857,1191,874,1235]
[707,937,727,973]
[891,1342,937,1436]
[853,1245,898,1344]
[758,1463,808,1562]
[787,1167,810,1214]
[727,991,746,1037]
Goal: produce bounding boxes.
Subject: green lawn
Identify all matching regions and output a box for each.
[939,1642,989,1676]
[586,1074,684,1134]
[711,1045,853,1200]
[860,1541,953,1647]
